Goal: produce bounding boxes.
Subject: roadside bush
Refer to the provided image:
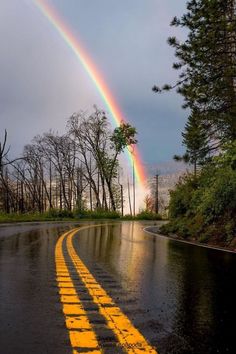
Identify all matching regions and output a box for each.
[161,218,192,238]
[197,168,236,223]
[163,146,236,244]
[135,210,162,220]
[76,210,120,219]
[168,174,198,219]
[121,214,134,220]
[47,209,74,219]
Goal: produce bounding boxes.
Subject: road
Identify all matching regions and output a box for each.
[0,221,235,353]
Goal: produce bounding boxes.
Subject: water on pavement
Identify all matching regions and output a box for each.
[0,221,235,353]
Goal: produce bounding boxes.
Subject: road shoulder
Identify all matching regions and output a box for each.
[144,226,236,254]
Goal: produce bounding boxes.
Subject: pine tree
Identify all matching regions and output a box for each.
[153,0,236,146]
[182,111,209,175]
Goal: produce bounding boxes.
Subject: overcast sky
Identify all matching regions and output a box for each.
[0,0,187,167]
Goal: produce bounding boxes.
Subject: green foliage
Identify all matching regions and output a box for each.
[154,0,236,247]
[47,209,74,219]
[163,146,236,244]
[111,122,137,153]
[154,0,236,164]
[0,210,74,223]
[168,175,197,219]
[135,210,162,220]
[120,214,133,220]
[0,209,164,223]
[181,111,209,170]
[161,218,192,239]
[76,210,121,219]
[214,141,236,169]
[197,169,236,223]
[76,210,162,221]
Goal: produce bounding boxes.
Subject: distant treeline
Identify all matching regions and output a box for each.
[0,107,137,215]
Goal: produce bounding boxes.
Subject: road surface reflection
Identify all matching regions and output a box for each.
[0,221,235,354]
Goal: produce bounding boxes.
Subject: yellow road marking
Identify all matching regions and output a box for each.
[59,288,77,295]
[61,295,80,303]
[73,350,101,354]
[67,226,158,353]
[55,230,101,352]
[69,330,98,348]
[66,316,92,329]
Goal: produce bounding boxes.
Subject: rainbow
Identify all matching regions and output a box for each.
[33,0,146,184]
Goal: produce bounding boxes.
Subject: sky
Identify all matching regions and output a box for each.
[0,0,188,171]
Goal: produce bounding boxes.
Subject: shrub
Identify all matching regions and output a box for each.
[121,214,134,220]
[47,209,74,219]
[197,168,236,222]
[135,210,162,220]
[162,146,236,244]
[76,210,120,219]
[168,174,198,219]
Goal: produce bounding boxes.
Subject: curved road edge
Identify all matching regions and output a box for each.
[143,226,236,254]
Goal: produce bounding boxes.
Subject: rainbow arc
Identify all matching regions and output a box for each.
[33,0,147,184]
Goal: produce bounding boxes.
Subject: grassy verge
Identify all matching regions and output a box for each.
[0,210,162,223]
[0,212,74,223]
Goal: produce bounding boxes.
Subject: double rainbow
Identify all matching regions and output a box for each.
[33,0,147,184]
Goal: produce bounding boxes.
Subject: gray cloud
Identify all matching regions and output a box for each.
[1,0,188,164]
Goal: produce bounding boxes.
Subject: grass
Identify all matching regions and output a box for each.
[0,210,162,223]
[0,212,74,223]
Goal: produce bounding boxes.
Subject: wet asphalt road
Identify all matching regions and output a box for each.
[0,221,235,354]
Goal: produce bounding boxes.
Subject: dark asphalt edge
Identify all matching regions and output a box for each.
[143,227,236,254]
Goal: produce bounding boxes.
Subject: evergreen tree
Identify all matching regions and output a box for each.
[175,110,209,175]
[153,0,236,146]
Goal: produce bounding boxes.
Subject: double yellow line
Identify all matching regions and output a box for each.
[55,226,158,353]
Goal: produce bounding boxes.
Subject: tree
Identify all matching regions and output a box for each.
[174,110,209,175]
[111,123,137,154]
[110,122,137,211]
[0,130,21,213]
[68,108,109,210]
[68,108,137,211]
[153,0,236,148]
[144,194,154,212]
[0,130,9,173]
[153,0,236,243]
[0,109,138,215]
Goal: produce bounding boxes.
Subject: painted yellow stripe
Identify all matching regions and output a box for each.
[55,230,102,353]
[67,226,158,353]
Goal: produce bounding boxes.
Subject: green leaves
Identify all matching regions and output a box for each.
[110,122,137,153]
[154,0,236,243]
[167,146,236,242]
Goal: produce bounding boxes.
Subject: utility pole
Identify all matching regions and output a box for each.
[118,171,124,216]
[89,154,93,211]
[155,174,159,214]
[133,160,136,216]
[127,177,132,216]
[120,184,124,216]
